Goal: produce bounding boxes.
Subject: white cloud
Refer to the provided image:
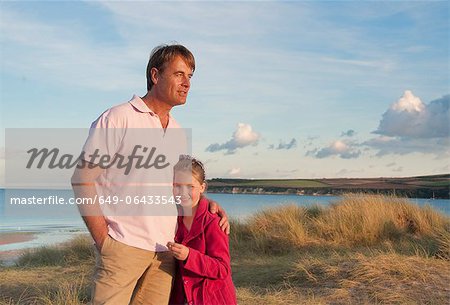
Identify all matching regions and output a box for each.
[308,140,361,159]
[375,91,449,139]
[391,90,424,112]
[233,123,260,146]
[365,92,450,157]
[205,123,260,154]
[227,167,241,176]
[364,136,449,157]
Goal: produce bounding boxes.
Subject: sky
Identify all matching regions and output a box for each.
[0,1,449,184]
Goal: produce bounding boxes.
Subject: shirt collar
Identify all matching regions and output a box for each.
[129,95,154,114]
[129,95,173,119]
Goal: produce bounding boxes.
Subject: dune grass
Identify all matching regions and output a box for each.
[231,194,450,254]
[1,194,449,304]
[15,235,95,267]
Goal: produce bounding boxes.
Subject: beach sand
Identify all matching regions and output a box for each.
[0,232,36,266]
[0,232,36,246]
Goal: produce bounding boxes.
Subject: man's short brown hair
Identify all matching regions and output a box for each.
[146,44,195,91]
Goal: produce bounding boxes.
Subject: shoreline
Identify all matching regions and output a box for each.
[0,249,26,266]
[0,232,36,246]
[0,233,37,266]
[0,232,91,266]
[207,189,449,199]
[0,231,87,265]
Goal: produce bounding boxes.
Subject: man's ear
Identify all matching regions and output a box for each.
[151,67,159,85]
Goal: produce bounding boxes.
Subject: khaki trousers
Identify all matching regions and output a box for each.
[91,235,175,305]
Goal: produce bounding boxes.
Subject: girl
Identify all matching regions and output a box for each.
[167,156,237,305]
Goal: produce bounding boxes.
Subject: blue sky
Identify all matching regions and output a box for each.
[0,1,449,182]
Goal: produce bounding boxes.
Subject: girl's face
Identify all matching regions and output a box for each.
[173,170,206,208]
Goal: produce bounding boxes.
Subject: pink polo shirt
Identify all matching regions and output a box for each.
[82,95,189,251]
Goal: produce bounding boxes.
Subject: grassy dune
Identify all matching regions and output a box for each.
[1,194,449,304]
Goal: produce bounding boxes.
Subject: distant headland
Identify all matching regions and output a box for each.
[207,174,450,199]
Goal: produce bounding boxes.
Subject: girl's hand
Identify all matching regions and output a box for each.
[167,242,190,261]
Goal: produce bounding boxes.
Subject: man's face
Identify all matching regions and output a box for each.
[153,55,193,107]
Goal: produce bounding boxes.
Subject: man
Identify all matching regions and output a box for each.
[71,44,229,305]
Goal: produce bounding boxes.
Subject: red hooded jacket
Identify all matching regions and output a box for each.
[169,197,237,305]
